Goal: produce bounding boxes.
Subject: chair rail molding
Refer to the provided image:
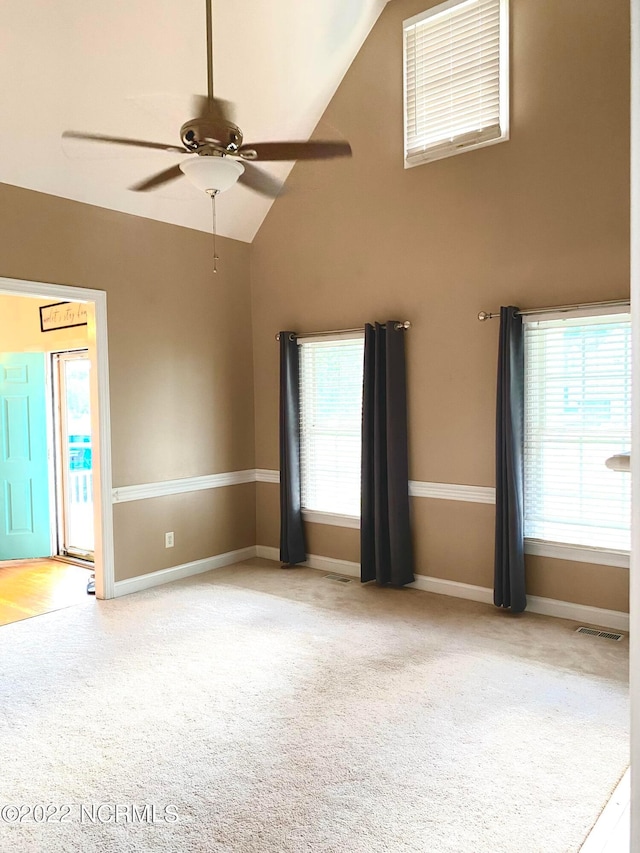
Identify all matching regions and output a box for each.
[111,470,630,569]
[112,470,255,503]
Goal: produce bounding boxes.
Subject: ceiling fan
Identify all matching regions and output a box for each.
[62,0,352,201]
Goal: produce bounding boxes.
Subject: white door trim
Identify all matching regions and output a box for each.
[0,276,115,600]
[631,0,639,846]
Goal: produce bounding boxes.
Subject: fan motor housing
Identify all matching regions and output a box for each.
[180,119,243,153]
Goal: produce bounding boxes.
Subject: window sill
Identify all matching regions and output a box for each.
[302,509,360,530]
[297,519,629,567]
[524,539,629,569]
[404,129,508,169]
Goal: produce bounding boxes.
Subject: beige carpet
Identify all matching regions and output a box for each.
[0,559,629,852]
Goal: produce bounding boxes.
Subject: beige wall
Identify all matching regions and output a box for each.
[0,182,255,582]
[0,0,630,611]
[250,0,630,611]
[0,294,90,352]
[114,485,255,581]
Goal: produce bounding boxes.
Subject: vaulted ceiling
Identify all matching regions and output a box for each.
[1,1,388,243]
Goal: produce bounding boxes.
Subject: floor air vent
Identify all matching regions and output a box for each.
[576,626,624,641]
[324,574,352,584]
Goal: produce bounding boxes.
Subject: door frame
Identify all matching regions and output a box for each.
[632,0,639,845]
[52,348,94,563]
[0,276,115,599]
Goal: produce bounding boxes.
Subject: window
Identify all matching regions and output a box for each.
[299,335,364,517]
[403,0,509,167]
[524,311,631,553]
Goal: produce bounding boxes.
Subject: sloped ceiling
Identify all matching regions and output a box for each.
[1,0,388,243]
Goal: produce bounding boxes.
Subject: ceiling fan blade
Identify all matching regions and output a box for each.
[237,163,283,199]
[237,140,352,162]
[190,95,235,123]
[130,163,185,192]
[62,131,186,154]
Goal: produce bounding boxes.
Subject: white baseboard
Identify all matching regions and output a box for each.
[113,546,258,597]
[255,545,362,576]
[526,595,629,632]
[410,574,495,604]
[256,545,281,562]
[112,543,630,632]
[254,546,629,632]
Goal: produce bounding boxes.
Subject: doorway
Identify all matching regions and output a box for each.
[0,277,114,601]
[0,341,95,622]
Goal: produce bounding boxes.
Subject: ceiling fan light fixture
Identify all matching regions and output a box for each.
[179,156,245,194]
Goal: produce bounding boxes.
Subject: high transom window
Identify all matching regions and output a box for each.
[403,0,509,166]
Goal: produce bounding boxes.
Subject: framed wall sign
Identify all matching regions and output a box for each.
[39,302,88,332]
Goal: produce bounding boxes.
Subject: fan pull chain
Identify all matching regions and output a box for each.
[208,189,220,274]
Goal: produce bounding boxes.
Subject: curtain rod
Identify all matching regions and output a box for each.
[477,299,629,321]
[275,321,411,341]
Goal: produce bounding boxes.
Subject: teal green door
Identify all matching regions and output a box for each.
[0,353,51,559]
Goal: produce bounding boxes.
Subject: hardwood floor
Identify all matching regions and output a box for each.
[0,559,93,627]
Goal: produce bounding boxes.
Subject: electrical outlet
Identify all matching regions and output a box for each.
[165,531,174,548]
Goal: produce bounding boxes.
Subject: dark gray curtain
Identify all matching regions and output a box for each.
[361,321,414,586]
[494,306,526,612]
[279,331,306,565]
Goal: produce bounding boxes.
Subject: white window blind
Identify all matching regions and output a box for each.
[524,313,632,552]
[299,336,364,517]
[403,0,508,166]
